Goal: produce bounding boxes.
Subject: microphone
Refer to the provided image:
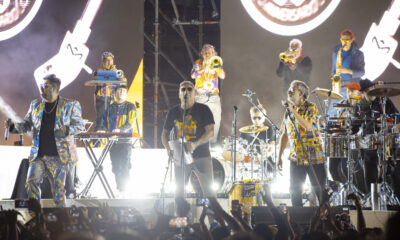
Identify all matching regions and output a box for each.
[233,106,238,111]
[4,118,11,141]
[281,100,289,108]
[282,101,293,119]
[242,89,254,97]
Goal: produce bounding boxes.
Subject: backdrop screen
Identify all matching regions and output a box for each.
[220,0,400,137]
[0,0,143,146]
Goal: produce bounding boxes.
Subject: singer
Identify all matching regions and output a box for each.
[191,44,225,144]
[4,74,84,207]
[277,80,326,207]
[161,81,215,200]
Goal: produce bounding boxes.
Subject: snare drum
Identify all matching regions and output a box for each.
[227,180,265,214]
[326,135,347,158]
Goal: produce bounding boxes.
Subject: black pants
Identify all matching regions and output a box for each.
[95,99,110,128]
[329,157,347,183]
[290,161,326,207]
[109,143,132,191]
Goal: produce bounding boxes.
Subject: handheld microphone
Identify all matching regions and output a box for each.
[281,100,289,108]
[4,118,11,141]
[233,106,238,111]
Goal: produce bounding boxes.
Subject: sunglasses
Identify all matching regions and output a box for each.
[181,87,193,92]
[340,39,352,44]
[252,117,262,120]
[40,83,52,89]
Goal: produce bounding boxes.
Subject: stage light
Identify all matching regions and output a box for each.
[0,0,43,41]
[212,182,220,191]
[241,0,340,36]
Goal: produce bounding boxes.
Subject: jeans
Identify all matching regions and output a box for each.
[195,94,221,144]
[174,156,215,199]
[109,143,132,191]
[290,161,326,207]
[25,156,71,207]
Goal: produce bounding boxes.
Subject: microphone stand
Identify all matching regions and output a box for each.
[231,106,238,183]
[284,103,323,201]
[180,94,188,199]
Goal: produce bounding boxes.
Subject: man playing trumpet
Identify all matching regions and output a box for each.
[191,44,225,144]
[276,39,312,98]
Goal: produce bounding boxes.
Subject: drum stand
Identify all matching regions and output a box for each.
[376,97,400,208]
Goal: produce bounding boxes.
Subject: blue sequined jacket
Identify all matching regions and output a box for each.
[12,97,84,163]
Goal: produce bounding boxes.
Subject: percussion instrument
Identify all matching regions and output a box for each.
[312,87,343,100]
[227,180,269,214]
[239,125,269,134]
[368,87,400,97]
[222,136,246,162]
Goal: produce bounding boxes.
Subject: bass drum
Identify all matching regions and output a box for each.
[190,158,230,192]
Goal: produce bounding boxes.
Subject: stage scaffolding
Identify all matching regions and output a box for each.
[144,0,220,147]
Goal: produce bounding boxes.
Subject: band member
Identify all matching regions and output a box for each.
[331,29,365,97]
[161,81,215,199]
[277,80,326,207]
[329,83,362,185]
[5,74,84,207]
[191,44,225,143]
[239,105,275,171]
[357,79,398,193]
[276,39,312,97]
[94,52,125,128]
[97,84,136,195]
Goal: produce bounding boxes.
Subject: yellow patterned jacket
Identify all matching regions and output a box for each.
[281,100,324,165]
[12,97,84,164]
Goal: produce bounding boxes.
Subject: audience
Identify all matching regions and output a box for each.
[0,188,397,240]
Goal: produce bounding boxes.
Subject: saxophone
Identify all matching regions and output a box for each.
[332,48,342,95]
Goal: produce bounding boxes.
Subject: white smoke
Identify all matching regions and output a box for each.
[0,96,22,122]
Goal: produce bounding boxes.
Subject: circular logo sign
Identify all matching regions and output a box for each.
[241,0,340,36]
[0,0,43,41]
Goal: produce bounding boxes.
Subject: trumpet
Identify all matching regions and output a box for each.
[279,52,296,64]
[210,56,223,68]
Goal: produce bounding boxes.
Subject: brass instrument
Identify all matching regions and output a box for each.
[332,48,343,95]
[279,52,296,64]
[332,74,342,94]
[210,56,223,68]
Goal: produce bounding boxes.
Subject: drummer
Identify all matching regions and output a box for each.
[239,105,275,168]
[356,79,399,193]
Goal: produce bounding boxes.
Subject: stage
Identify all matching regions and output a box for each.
[0,198,396,230]
[0,145,397,228]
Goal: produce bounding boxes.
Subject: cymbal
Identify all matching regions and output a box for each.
[312,88,343,100]
[239,125,268,134]
[368,87,400,97]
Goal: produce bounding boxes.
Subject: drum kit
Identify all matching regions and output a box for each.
[314,86,400,208]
